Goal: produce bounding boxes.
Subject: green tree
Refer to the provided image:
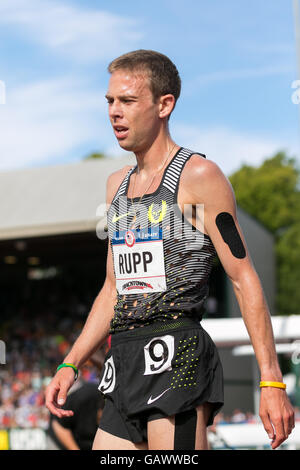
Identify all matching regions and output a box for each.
[276,222,300,314]
[83,152,106,160]
[229,151,300,315]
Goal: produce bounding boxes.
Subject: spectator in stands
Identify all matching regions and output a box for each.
[231,409,247,423]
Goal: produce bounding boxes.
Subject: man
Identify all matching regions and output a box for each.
[45,50,294,450]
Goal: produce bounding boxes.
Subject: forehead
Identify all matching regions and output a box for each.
[107,69,152,97]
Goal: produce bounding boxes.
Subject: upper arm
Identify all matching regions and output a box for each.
[190,158,255,285]
[103,165,133,289]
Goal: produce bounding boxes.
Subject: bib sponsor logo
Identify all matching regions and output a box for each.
[121,280,153,291]
[144,335,174,375]
[125,230,135,247]
[98,356,116,394]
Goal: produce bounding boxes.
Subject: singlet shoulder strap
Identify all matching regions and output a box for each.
[162,147,206,194]
[111,165,137,205]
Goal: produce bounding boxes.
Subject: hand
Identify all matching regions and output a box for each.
[45,368,76,418]
[259,387,295,449]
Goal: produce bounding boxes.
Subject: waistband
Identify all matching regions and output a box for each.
[110,317,202,346]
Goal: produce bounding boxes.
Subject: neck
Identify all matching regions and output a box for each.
[134,128,179,177]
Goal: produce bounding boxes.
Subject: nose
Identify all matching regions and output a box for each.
[109,100,123,121]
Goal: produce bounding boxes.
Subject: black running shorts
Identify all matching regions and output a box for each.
[98,318,224,444]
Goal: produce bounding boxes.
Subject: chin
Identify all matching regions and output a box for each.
[117,140,136,152]
[118,142,131,151]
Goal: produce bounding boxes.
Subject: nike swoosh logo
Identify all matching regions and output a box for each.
[112,212,132,223]
[147,387,171,405]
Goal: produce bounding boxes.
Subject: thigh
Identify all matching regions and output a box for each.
[147,402,213,450]
[92,428,147,451]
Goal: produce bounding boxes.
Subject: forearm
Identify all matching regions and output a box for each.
[232,269,282,381]
[63,280,116,369]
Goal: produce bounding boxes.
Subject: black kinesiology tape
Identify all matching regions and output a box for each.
[215,212,246,259]
[174,409,197,450]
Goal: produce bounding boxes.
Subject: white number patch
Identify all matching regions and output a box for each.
[98,356,116,394]
[143,335,174,375]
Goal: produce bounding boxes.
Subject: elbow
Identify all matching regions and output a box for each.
[102,277,117,301]
[229,265,260,295]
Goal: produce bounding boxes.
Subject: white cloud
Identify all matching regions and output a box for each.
[172,123,298,176]
[183,64,294,95]
[0,0,142,63]
[0,76,110,170]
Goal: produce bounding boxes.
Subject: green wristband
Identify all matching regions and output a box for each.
[56,363,78,380]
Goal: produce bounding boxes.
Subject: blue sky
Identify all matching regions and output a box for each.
[0,0,299,176]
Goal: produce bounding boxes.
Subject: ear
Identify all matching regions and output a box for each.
[158,94,175,119]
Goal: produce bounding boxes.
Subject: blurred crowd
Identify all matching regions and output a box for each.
[213,407,300,426]
[0,280,102,431]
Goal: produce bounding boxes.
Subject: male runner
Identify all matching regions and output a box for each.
[45,50,294,450]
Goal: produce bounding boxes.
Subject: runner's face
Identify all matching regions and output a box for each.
[106,70,161,152]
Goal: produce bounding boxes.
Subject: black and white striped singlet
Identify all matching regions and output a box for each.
[107,147,217,333]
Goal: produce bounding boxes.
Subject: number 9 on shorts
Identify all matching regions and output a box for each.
[143,335,174,375]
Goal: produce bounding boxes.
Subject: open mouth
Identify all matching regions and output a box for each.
[113,125,129,140]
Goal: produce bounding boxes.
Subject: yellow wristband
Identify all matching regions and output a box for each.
[260,381,286,390]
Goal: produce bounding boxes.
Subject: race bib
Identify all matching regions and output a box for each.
[112,227,167,295]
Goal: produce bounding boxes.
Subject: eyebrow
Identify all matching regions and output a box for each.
[105,94,138,100]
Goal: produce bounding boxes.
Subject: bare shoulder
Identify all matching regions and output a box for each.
[106,164,134,204]
[183,154,234,203]
[107,164,133,186]
[185,154,225,179]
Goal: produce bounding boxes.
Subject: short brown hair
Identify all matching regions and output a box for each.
[108,49,181,107]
